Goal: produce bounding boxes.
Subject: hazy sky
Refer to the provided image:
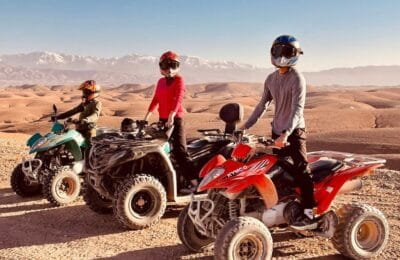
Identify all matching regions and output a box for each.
[0,0,399,71]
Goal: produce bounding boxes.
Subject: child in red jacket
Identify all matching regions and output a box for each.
[144,51,197,193]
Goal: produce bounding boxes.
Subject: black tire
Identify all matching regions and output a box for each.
[215,217,273,260]
[82,181,113,214]
[332,204,389,259]
[177,205,214,252]
[42,166,81,207]
[114,174,167,230]
[10,163,41,197]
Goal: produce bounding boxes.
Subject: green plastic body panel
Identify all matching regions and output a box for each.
[29,129,86,160]
[27,133,43,147]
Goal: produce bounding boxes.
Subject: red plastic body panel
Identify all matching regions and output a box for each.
[200,147,385,215]
[199,154,226,178]
[231,143,253,161]
[313,164,383,214]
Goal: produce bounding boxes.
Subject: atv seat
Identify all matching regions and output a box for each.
[187,139,209,150]
[219,103,244,135]
[310,159,344,182]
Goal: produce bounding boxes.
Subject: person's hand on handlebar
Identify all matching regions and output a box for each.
[238,124,247,131]
[66,118,81,124]
[274,132,289,148]
[166,112,176,128]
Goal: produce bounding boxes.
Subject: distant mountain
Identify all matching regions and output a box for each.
[305,66,400,86]
[0,52,400,86]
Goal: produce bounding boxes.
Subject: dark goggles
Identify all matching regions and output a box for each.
[82,89,94,97]
[159,59,180,70]
[271,44,300,58]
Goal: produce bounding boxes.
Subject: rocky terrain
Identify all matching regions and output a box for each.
[0,84,399,259]
[0,132,399,259]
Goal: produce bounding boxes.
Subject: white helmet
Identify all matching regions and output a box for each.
[270,35,303,67]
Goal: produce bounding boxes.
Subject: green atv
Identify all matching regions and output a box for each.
[11,104,90,206]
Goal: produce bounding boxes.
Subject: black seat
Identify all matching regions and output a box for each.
[187,139,209,150]
[309,159,343,182]
[219,103,244,135]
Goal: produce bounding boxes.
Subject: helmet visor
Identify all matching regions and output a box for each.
[159,59,180,70]
[271,44,298,59]
[82,88,93,97]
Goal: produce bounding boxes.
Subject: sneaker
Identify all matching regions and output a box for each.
[290,209,318,230]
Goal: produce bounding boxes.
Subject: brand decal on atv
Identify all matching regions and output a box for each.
[224,160,269,179]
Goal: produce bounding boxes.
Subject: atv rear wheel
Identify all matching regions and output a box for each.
[177,205,214,252]
[10,163,41,197]
[214,217,273,260]
[83,182,113,214]
[114,174,167,230]
[43,166,81,207]
[332,204,389,259]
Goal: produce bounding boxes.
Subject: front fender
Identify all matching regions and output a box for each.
[30,129,85,154]
[225,174,278,209]
[27,133,42,148]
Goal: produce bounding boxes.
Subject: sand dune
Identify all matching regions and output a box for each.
[0,83,399,259]
[1,83,399,169]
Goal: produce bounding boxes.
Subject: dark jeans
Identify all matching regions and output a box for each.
[272,128,316,209]
[160,117,197,181]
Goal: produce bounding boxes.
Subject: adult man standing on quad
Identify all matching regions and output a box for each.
[53,80,102,140]
[241,35,316,228]
[144,51,198,194]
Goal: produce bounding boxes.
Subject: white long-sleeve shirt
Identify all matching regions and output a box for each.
[244,67,306,135]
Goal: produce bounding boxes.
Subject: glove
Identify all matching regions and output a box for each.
[72,119,81,124]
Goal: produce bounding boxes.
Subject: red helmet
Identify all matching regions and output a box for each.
[79,79,101,100]
[160,51,180,63]
[159,51,180,78]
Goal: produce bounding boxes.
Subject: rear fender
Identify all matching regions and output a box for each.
[315,164,383,214]
[150,148,177,202]
[64,140,84,161]
[199,154,226,178]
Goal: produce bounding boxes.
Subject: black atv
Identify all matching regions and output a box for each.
[83,103,254,230]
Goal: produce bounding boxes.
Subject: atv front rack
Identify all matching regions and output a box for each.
[308,151,386,166]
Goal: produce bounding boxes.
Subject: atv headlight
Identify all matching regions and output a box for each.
[198,167,225,191]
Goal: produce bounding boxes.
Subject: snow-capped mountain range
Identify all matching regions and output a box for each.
[0,51,400,86]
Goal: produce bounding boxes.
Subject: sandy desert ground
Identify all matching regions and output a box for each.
[0,83,399,259]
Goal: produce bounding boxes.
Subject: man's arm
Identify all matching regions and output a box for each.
[57,104,84,120]
[284,75,306,135]
[243,79,273,130]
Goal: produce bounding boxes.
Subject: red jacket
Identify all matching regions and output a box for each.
[148,75,185,119]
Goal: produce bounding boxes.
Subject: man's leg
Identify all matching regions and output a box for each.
[287,129,316,209]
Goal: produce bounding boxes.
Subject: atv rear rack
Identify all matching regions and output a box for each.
[308,151,386,166]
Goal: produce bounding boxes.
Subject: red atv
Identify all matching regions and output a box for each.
[178,131,389,260]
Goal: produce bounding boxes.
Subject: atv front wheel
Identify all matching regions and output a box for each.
[332,204,389,259]
[177,205,214,252]
[83,182,113,214]
[214,217,273,260]
[114,174,167,230]
[43,166,81,206]
[10,163,41,197]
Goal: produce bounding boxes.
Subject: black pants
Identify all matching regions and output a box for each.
[160,117,197,181]
[272,128,316,209]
